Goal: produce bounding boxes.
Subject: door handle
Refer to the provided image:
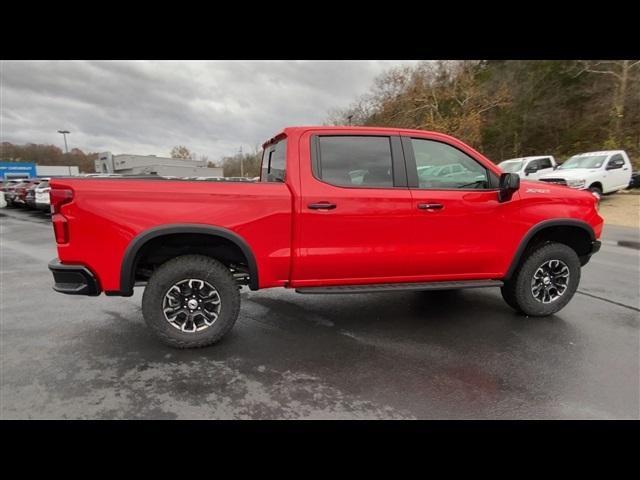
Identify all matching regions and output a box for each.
[417,203,443,211]
[308,202,337,210]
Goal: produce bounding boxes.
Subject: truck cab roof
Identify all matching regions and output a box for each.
[572,150,626,157]
[503,155,554,161]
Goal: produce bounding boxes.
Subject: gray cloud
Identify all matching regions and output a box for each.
[1,60,417,160]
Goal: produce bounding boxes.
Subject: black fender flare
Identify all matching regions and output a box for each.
[115,224,259,296]
[504,219,595,280]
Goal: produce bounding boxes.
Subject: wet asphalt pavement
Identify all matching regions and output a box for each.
[1,206,638,419]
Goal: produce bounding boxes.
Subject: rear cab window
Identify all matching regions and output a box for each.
[261,138,287,182]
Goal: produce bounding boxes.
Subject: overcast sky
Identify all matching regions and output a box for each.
[1,60,418,160]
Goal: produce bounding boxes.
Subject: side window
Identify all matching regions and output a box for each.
[526,159,540,171]
[411,138,490,190]
[538,158,552,169]
[607,154,624,168]
[261,138,287,182]
[316,136,393,188]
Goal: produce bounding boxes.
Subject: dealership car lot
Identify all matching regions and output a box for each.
[0,207,638,419]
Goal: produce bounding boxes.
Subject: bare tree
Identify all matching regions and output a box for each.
[170,145,193,159]
[576,60,640,143]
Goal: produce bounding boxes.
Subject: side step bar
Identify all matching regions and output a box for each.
[295,279,503,295]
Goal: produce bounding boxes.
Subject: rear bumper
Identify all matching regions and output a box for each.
[48,258,101,296]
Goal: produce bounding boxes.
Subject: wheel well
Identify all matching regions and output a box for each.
[131,233,254,289]
[506,224,594,279]
[588,181,602,191]
[526,226,593,257]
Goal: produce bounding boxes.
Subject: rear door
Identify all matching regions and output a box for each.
[293,132,414,286]
[402,135,520,279]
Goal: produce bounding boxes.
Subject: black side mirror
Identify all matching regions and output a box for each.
[524,165,537,175]
[606,160,624,170]
[498,173,520,202]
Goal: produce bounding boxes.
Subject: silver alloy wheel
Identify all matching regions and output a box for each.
[162,278,221,333]
[530,259,570,303]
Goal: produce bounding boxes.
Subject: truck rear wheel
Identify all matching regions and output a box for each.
[142,255,240,348]
[501,242,581,316]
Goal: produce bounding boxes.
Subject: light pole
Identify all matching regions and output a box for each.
[57,130,70,153]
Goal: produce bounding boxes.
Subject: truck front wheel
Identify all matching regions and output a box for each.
[142,255,240,348]
[501,242,581,316]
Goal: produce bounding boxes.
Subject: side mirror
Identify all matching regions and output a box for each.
[524,165,537,175]
[606,160,624,170]
[498,173,520,202]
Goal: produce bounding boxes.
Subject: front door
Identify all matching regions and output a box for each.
[532,157,555,180]
[402,135,520,279]
[604,153,629,191]
[293,132,414,287]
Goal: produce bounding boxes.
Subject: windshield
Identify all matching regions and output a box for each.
[499,160,523,173]
[559,155,607,169]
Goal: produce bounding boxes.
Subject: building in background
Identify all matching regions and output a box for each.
[36,165,80,177]
[0,162,79,179]
[96,152,224,177]
[0,161,36,179]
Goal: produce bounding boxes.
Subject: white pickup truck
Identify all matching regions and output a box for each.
[498,156,557,181]
[538,150,632,197]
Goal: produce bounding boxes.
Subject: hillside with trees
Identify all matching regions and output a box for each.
[328,60,639,166]
[1,142,98,172]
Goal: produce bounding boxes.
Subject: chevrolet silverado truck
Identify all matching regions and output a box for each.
[48,126,603,348]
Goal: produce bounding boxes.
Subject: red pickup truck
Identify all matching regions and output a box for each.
[48,126,603,348]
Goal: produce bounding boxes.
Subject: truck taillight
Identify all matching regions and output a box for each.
[50,188,73,243]
[52,214,69,243]
[50,188,73,214]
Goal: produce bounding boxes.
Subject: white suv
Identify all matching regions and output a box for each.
[498,156,557,181]
[538,150,632,197]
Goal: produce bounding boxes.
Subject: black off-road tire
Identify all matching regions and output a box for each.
[501,242,581,316]
[142,255,240,348]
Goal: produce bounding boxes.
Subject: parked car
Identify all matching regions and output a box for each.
[2,179,24,206]
[0,181,7,208]
[25,183,38,208]
[35,179,52,211]
[539,150,632,197]
[0,180,9,206]
[48,126,603,348]
[498,156,557,181]
[10,179,39,206]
